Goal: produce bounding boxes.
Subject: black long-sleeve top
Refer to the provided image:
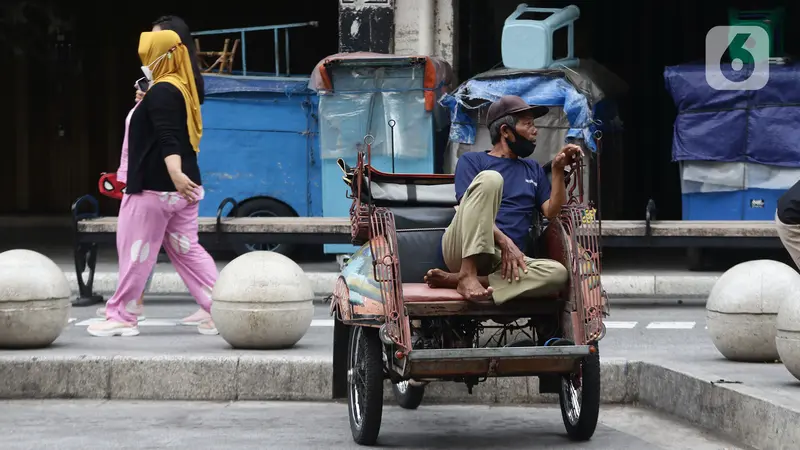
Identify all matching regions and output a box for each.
[125,82,202,194]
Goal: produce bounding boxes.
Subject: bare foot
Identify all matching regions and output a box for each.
[456,274,493,302]
[424,268,458,288]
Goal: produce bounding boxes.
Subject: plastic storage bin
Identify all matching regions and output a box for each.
[501,4,580,70]
[681,190,785,221]
[680,161,799,220]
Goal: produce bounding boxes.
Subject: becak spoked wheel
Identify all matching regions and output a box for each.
[391,380,425,410]
[559,348,601,441]
[347,325,384,446]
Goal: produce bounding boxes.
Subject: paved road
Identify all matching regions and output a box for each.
[0,401,746,450]
[13,298,754,449]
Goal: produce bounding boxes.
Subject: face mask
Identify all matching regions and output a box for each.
[140,65,153,81]
[140,51,169,82]
[505,127,536,158]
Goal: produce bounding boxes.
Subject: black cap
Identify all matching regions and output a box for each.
[486,95,549,127]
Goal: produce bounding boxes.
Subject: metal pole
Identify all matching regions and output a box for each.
[191,22,318,36]
[274,29,279,76]
[285,28,291,76]
[190,22,319,77]
[241,30,247,76]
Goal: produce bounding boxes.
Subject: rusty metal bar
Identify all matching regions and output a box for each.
[408,345,592,361]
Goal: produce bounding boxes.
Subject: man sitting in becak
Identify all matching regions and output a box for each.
[425,95,581,303]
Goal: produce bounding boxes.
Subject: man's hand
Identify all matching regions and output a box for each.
[552,143,583,171]
[498,235,527,282]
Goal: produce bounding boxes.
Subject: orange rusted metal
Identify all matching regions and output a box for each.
[368,208,412,352]
[559,160,606,344]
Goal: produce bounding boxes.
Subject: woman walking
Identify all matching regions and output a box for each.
[88,29,217,337]
[96,15,211,326]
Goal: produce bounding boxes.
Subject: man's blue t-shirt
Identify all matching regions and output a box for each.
[454,151,551,252]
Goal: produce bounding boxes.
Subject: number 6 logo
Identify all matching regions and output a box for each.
[705,25,770,91]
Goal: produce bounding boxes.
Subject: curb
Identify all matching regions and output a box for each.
[64,271,719,299]
[0,355,633,405]
[0,355,333,402]
[635,361,800,450]
[0,354,794,448]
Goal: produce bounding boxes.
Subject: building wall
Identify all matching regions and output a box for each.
[393,0,457,75]
[337,0,458,74]
[1,0,339,217]
[338,0,395,54]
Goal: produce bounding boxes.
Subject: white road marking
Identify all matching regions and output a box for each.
[136,319,180,327]
[69,318,702,330]
[75,318,103,326]
[72,318,336,327]
[646,321,696,329]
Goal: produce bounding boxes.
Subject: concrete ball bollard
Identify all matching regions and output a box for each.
[211,251,314,349]
[0,249,72,349]
[777,290,800,381]
[706,259,800,362]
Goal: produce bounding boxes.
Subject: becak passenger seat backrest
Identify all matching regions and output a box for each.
[369,168,457,230]
[337,159,456,283]
[338,158,458,230]
[395,228,448,283]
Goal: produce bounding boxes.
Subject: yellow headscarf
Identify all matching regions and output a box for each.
[138,30,202,153]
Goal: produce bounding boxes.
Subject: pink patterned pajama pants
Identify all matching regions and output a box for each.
[105,188,217,324]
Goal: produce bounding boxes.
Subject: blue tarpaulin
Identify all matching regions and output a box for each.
[203,74,312,96]
[439,69,598,152]
[665,63,800,167]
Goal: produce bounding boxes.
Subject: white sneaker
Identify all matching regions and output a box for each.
[87,320,140,337]
[96,303,146,322]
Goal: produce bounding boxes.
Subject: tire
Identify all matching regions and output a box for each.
[391,380,425,410]
[347,326,385,446]
[231,198,297,257]
[559,350,601,441]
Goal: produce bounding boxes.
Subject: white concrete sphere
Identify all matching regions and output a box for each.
[211,251,314,349]
[776,288,800,381]
[706,259,800,362]
[0,249,71,349]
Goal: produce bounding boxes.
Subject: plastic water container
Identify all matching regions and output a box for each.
[501,4,580,70]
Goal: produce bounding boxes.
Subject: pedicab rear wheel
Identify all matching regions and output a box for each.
[559,349,601,441]
[347,325,384,446]
[391,380,425,410]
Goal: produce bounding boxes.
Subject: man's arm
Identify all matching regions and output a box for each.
[493,224,510,245]
[540,144,582,218]
[541,169,566,219]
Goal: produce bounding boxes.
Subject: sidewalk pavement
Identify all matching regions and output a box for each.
[0,305,797,450]
[62,266,723,299]
[55,250,724,299]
